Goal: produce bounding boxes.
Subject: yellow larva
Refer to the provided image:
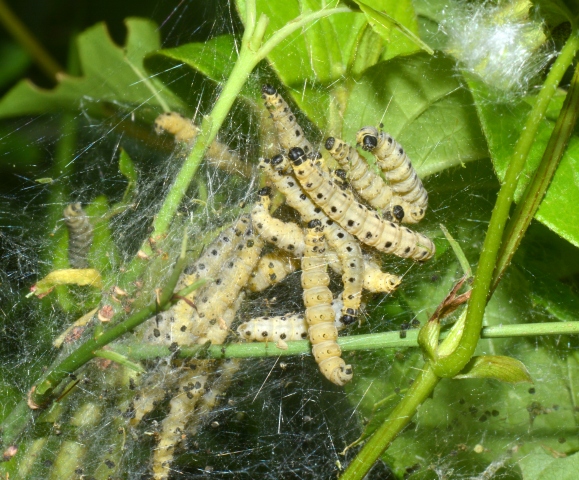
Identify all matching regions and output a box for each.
[325,136,418,224]
[142,216,253,346]
[63,203,93,269]
[236,297,345,342]
[356,126,428,223]
[288,147,435,261]
[261,84,314,156]
[154,112,251,178]
[247,251,299,293]
[193,231,264,345]
[302,220,353,386]
[260,155,363,323]
[251,187,305,255]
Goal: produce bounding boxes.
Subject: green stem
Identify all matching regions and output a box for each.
[431,30,579,378]
[493,36,579,291]
[109,320,579,361]
[340,366,440,480]
[0,0,63,81]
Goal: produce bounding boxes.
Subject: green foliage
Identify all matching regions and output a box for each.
[1,0,579,478]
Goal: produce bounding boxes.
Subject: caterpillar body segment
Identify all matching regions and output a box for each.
[288,147,435,261]
[362,258,402,293]
[251,186,305,255]
[325,136,416,223]
[247,251,299,292]
[356,126,428,223]
[302,220,353,386]
[63,203,93,269]
[261,84,314,156]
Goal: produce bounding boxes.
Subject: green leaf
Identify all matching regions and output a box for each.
[355,0,432,60]
[0,42,31,90]
[417,319,440,361]
[454,355,533,383]
[470,78,579,248]
[519,447,579,480]
[235,0,386,130]
[343,53,489,177]
[0,18,183,119]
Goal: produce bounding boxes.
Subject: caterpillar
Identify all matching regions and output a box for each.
[325,136,416,223]
[356,126,428,223]
[261,84,315,156]
[63,203,93,269]
[302,220,353,386]
[154,112,251,178]
[142,216,252,346]
[259,155,363,323]
[251,187,305,255]
[247,251,299,292]
[288,147,435,261]
[236,296,346,342]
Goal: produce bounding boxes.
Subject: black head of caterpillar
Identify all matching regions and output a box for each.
[63,203,93,269]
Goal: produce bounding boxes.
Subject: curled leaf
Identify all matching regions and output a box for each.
[454,355,532,383]
[29,268,103,298]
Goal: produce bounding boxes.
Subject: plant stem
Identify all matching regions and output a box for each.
[0,0,63,81]
[493,35,579,291]
[341,366,440,480]
[431,30,579,379]
[109,320,579,361]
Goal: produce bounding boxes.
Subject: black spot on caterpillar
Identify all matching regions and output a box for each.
[63,203,93,269]
[288,147,435,261]
[356,126,428,223]
[302,220,353,386]
[261,84,314,155]
[325,136,416,224]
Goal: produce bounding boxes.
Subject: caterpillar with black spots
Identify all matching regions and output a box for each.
[302,219,353,386]
[258,155,363,324]
[356,126,428,223]
[63,203,93,269]
[261,84,315,156]
[251,186,305,255]
[236,296,346,342]
[288,147,435,261]
[247,251,299,293]
[325,136,417,224]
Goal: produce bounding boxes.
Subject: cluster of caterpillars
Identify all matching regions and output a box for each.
[126,86,434,479]
[240,84,434,386]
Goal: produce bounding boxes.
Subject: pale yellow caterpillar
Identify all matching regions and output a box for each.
[261,84,314,156]
[236,296,345,342]
[302,219,353,386]
[251,186,305,255]
[356,126,428,223]
[288,147,435,261]
[259,155,363,324]
[63,203,93,269]
[247,251,299,293]
[325,136,418,224]
[142,216,252,346]
[154,112,251,178]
